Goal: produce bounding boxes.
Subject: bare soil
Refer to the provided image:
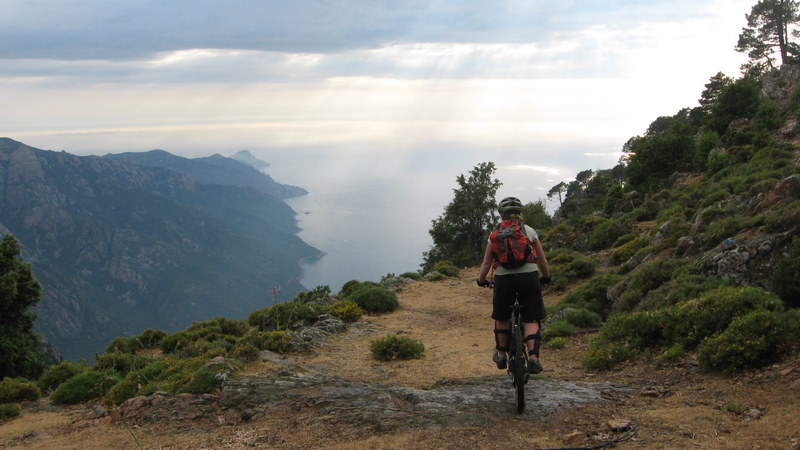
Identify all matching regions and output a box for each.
[2,267,799,449]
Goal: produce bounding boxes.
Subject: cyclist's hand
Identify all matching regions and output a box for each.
[539,276,551,286]
[476,278,491,288]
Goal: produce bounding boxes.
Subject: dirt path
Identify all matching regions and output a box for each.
[3,268,800,449]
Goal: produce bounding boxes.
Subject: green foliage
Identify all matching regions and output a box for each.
[240,330,291,353]
[547,248,598,291]
[698,309,800,374]
[50,371,118,405]
[542,320,575,341]
[0,234,46,379]
[369,335,424,361]
[636,274,729,311]
[430,260,459,277]
[37,361,86,392]
[294,285,332,303]
[0,403,20,419]
[425,272,448,281]
[348,285,399,313]
[544,337,567,349]
[563,308,602,329]
[722,401,746,415]
[231,343,261,362]
[136,329,167,349]
[588,218,631,251]
[104,337,139,355]
[736,0,800,68]
[656,344,686,366]
[104,360,169,405]
[160,317,248,354]
[94,352,154,376]
[585,286,786,371]
[423,162,501,271]
[521,200,553,231]
[771,237,800,308]
[612,236,649,264]
[0,377,40,403]
[262,301,324,331]
[324,299,363,322]
[399,272,423,281]
[555,273,623,319]
[612,258,691,313]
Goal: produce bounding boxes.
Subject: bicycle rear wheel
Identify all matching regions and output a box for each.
[512,319,526,413]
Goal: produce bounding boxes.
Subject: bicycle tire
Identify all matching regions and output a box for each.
[512,315,526,413]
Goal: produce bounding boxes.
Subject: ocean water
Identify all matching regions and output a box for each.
[256,144,620,294]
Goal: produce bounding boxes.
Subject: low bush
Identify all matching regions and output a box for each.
[265,301,324,330]
[104,360,169,405]
[697,309,800,374]
[612,233,637,248]
[399,272,423,281]
[338,280,379,298]
[348,285,400,313]
[104,337,139,354]
[545,337,567,349]
[231,343,261,362]
[50,372,118,405]
[770,236,800,308]
[656,344,686,366]
[636,274,729,311]
[430,260,459,277]
[94,352,154,376]
[325,299,363,322]
[563,308,602,329]
[548,249,598,291]
[0,377,40,403]
[611,258,691,313]
[555,273,622,319]
[369,335,425,361]
[294,285,332,303]
[37,361,86,392]
[160,317,249,354]
[542,320,575,341]
[583,341,635,371]
[0,403,20,420]
[137,329,167,348]
[588,218,630,251]
[240,330,291,353]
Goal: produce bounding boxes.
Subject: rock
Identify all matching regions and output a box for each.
[606,419,632,432]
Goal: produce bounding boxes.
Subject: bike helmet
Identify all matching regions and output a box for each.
[498,196,523,214]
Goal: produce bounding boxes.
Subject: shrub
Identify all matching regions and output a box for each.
[50,372,118,405]
[37,361,86,392]
[240,330,291,353]
[0,377,40,403]
[563,309,602,329]
[231,343,261,362]
[770,236,800,308]
[542,320,575,341]
[265,301,324,330]
[104,337,139,354]
[612,233,637,248]
[294,285,332,303]
[94,352,154,376]
[325,299,363,322]
[612,258,691,313]
[104,360,169,405]
[182,366,227,394]
[425,272,448,281]
[556,273,622,319]
[399,272,423,281]
[137,329,167,349]
[548,249,598,290]
[612,237,649,264]
[369,335,425,361]
[160,317,249,354]
[583,341,635,371]
[545,337,567,349]
[0,403,20,419]
[697,310,800,374]
[430,260,459,277]
[588,218,630,251]
[656,344,686,366]
[348,285,400,313]
[636,274,729,311]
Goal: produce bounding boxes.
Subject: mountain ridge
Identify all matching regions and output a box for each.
[0,137,320,360]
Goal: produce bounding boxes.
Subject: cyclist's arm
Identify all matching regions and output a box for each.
[533,238,550,278]
[477,242,493,283]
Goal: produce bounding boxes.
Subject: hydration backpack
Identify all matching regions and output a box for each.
[490,219,538,269]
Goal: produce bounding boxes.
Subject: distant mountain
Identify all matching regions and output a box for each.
[104,149,306,198]
[0,138,320,361]
[230,150,269,170]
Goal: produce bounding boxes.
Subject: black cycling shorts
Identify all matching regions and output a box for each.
[491,271,545,323]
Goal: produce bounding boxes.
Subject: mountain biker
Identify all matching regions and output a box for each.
[476,196,551,374]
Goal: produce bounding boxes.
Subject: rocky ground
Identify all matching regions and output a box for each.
[2,267,800,449]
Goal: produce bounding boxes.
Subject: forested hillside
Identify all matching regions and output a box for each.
[0,138,319,361]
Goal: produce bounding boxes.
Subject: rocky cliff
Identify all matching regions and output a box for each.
[0,138,320,360]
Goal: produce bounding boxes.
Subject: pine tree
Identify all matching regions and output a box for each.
[0,234,46,379]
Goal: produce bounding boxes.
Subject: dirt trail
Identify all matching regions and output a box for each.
[2,268,800,449]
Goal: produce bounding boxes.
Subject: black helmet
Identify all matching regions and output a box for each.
[498,196,523,214]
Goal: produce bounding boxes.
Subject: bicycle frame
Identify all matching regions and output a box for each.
[507,296,528,413]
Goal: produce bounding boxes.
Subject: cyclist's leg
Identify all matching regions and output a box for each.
[519,272,545,366]
[491,275,514,368]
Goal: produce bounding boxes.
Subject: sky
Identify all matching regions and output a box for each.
[0,0,754,196]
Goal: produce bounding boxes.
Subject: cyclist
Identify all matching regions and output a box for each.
[477,196,550,374]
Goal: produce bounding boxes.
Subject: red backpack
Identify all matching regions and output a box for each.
[490,219,538,269]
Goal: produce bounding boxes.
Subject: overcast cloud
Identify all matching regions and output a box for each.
[0,0,753,179]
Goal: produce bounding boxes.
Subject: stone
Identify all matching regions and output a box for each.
[607,419,632,432]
